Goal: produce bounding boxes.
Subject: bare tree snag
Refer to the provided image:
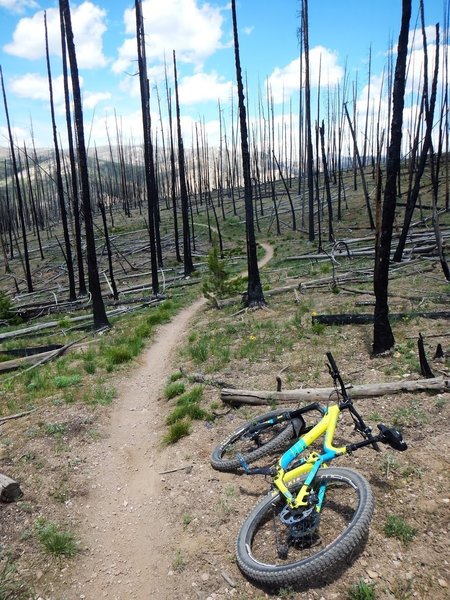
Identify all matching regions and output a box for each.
[373,0,411,355]
[231,0,265,307]
[221,377,450,406]
[0,474,23,502]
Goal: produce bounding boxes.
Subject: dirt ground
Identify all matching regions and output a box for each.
[1,244,450,600]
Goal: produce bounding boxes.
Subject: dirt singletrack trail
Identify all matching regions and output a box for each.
[59,244,273,600]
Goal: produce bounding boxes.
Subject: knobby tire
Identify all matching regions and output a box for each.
[210,408,299,472]
[236,467,374,587]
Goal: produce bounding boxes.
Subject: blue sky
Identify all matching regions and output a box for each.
[0,0,446,150]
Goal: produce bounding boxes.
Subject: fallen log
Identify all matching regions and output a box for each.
[221,377,450,406]
[0,474,23,502]
[312,311,450,326]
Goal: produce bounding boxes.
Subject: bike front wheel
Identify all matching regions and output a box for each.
[211,408,300,472]
[236,467,374,587]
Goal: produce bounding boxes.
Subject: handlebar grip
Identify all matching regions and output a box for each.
[326,351,338,373]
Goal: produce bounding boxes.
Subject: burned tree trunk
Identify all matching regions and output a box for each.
[373,0,411,355]
[165,63,181,263]
[135,0,160,294]
[173,50,194,277]
[301,0,315,242]
[45,11,76,302]
[393,8,440,262]
[60,0,109,329]
[0,66,33,293]
[231,0,265,307]
[59,4,86,296]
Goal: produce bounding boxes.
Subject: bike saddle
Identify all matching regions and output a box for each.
[377,423,408,451]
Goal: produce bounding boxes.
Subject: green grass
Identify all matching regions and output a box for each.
[383,515,417,544]
[34,518,79,557]
[166,386,206,426]
[188,337,209,363]
[0,557,31,600]
[164,381,186,399]
[163,419,191,444]
[172,549,186,572]
[166,403,207,425]
[53,374,82,388]
[347,579,376,600]
[169,370,183,382]
[392,400,428,429]
[84,384,116,406]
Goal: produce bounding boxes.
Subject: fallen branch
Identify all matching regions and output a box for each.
[158,465,193,475]
[221,377,450,406]
[180,368,236,389]
[312,311,450,326]
[0,408,36,425]
[0,333,92,382]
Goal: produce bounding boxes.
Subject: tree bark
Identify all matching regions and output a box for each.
[135,0,160,294]
[0,474,23,502]
[373,0,411,355]
[60,0,109,329]
[173,50,194,277]
[221,377,450,406]
[231,0,265,307]
[45,11,76,302]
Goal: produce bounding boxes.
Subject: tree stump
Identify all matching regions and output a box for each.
[0,474,23,502]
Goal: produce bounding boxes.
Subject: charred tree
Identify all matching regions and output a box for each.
[393,7,439,262]
[164,63,181,262]
[373,0,411,355]
[301,0,315,241]
[231,0,265,307]
[173,50,194,277]
[59,4,86,296]
[0,65,33,293]
[45,11,76,302]
[135,0,160,294]
[60,0,109,329]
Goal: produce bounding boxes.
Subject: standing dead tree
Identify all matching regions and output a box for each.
[0,66,33,293]
[173,50,195,277]
[44,11,76,302]
[135,0,160,294]
[60,0,109,329]
[373,0,411,355]
[231,0,265,307]
[59,4,86,296]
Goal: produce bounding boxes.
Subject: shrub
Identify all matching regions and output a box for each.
[34,518,78,557]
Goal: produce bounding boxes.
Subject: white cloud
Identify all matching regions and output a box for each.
[9,73,67,105]
[113,0,224,74]
[3,1,108,69]
[267,46,344,104]
[82,91,112,110]
[242,26,254,36]
[0,124,33,147]
[178,72,233,105]
[0,0,38,13]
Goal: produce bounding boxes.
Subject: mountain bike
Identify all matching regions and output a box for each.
[215,352,408,587]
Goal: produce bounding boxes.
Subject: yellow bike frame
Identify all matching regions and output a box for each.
[273,404,348,509]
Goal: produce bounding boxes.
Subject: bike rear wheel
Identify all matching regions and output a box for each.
[236,467,374,587]
[210,409,300,472]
